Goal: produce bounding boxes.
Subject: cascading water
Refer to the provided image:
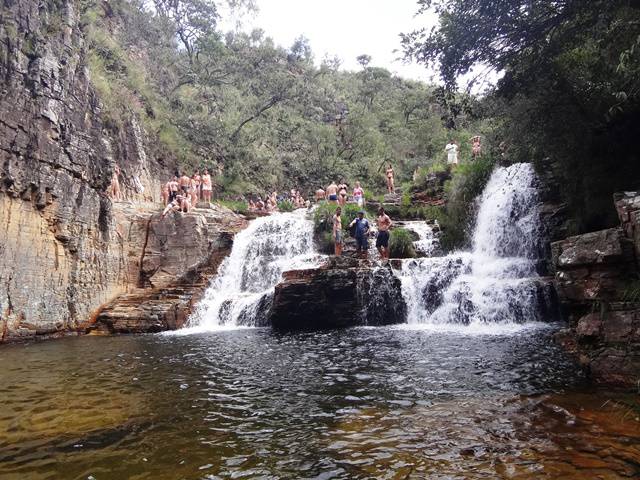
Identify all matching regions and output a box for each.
[187,209,318,330]
[396,163,551,326]
[402,221,441,257]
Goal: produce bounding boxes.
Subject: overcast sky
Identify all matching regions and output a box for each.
[220,0,439,82]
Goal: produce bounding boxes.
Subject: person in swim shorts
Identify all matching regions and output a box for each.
[326,181,339,203]
[376,206,392,259]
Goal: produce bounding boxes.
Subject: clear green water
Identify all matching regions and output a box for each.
[0,326,638,480]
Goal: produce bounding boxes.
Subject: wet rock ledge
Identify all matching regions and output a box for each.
[270,256,406,330]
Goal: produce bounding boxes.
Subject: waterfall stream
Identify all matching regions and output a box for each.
[186,209,319,331]
[395,163,551,327]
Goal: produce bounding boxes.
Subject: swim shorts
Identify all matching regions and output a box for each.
[334,230,342,244]
[376,230,389,248]
[328,194,338,201]
[356,235,368,251]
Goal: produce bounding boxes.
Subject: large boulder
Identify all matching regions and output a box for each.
[270,257,406,330]
[551,228,635,307]
[614,191,640,269]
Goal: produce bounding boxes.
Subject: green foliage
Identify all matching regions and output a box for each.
[313,202,364,233]
[277,200,294,212]
[439,156,496,250]
[622,280,640,303]
[404,0,640,234]
[217,200,248,215]
[389,228,417,258]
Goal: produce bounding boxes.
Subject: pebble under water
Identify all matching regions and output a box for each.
[1,326,639,479]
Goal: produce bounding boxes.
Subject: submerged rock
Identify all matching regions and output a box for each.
[270,257,406,330]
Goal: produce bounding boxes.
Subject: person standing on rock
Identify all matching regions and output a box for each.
[326,181,339,204]
[349,210,370,259]
[445,140,459,166]
[386,164,395,194]
[179,172,190,195]
[376,207,392,260]
[168,175,179,203]
[353,181,365,207]
[110,164,121,200]
[201,169,212,203]
[333,206,343,256]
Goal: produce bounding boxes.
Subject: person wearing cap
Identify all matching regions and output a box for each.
[349,210,370,259]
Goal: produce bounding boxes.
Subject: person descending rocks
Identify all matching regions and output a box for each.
[445,140,459,166]
[353,181,364,207]
[333,206,343,256]
[349,210,370,259]
[326,181,339,204]
[376,206,392,260]
[386,164,395,194]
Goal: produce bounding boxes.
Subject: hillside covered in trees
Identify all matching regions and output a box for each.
[81,0,488,197]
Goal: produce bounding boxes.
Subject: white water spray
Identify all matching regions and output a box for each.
[187,210,318,331]
[396,163,550,326]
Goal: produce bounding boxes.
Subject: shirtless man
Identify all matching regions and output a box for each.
[333,206,343,256]
[326,181,339,204]
[386,164,395,194]
[376,207,392,260]
[315,188,325,202]
[201,169,212,203]
[168,176,179,203]
[110,164,121,200]
[179,172,190,196]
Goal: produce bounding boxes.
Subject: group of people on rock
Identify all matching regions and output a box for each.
[247,188,310,213]
[161,169,213,218]
[332,206,392,260]
[317,179,368,207]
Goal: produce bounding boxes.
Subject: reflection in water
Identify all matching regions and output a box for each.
[0,328,638,479]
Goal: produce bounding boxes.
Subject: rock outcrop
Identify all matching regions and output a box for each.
[553,192,640,387]
[91,204,245,334]
[270,257,406,330]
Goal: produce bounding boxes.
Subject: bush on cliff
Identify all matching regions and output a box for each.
[389,228,417,258]
[313,202,363,233]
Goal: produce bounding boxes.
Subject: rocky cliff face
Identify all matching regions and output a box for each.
[553,192,640,387]
[0,1,241,341]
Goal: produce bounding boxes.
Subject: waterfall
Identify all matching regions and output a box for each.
[187,210,318,330]
[402,221,441,257]
[396,163,550,326]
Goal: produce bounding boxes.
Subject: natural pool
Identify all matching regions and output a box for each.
[1,325,639,480]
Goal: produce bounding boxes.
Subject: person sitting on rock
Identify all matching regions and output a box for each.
[333,206,343,256]
[316,188,325,202]
[376,207,392,260]
[162,195,182,218]
[349,210,370,259]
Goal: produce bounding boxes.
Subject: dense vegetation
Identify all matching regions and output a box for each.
[403,0,640,234]
[81,0,487,199]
